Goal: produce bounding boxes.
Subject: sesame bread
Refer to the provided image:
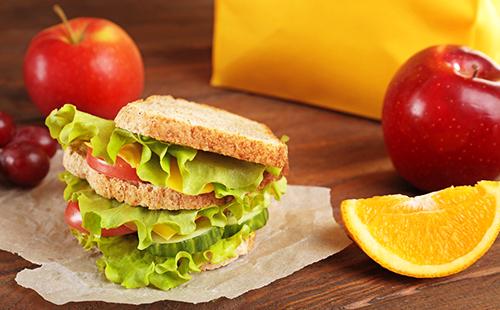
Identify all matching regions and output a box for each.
[200,232,255,271]
[63,148,227,210]
[114,95,288,168]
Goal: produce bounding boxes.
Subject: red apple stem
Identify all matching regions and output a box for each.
[472,65,479,79]
[53,4,78,44]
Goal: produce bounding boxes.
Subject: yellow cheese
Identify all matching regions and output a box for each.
[202,183,215,194]
[152,224,178,241]
[129,222,178,241]
[117,143,142,168]
[167,158,184,192]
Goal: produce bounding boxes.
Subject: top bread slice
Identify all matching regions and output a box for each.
[114,95,288,168]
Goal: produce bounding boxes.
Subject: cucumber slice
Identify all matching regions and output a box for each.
[223,208,269,238]
[147,222,223,257]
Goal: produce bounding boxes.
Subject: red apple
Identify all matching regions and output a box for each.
[382,45,500,191]
[23,6,144,119]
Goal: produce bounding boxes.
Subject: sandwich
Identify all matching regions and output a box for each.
[45,95,288,290]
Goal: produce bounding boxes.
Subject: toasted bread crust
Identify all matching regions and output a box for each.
[114,95,288,168]
[63,148,226,210]
[200,233,256,271]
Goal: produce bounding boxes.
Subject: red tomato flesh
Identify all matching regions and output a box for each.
[65,201,136,237]
[86,148,141,182]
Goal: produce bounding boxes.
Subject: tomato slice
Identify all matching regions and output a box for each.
[65,201,136,237]
[65,201,87,234]
[86,148,141,182]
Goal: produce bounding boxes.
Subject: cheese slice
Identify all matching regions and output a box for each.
[117,143,142,168]
[125,222,179,241]
[152,224,178,240]
[167,158,183,192]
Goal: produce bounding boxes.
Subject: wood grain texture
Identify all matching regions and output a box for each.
[0,0,498,309]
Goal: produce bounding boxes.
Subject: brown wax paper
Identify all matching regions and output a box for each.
[0,152,351,305]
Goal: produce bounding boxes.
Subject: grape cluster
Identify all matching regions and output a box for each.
[0,111,58,187]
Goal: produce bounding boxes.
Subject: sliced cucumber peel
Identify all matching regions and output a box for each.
[147,221,223,257]
[223,208,269,238]
[146,208,269,257]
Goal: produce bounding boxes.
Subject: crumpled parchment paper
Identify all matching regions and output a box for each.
[0,151,351,305]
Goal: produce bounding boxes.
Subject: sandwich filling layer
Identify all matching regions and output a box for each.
[62,172,285,290]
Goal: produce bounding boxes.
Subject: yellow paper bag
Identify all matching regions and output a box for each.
[211,0,499,119]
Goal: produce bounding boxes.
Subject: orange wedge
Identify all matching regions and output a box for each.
[340,181,500,278]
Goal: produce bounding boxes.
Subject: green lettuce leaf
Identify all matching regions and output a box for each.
[74,231,200,290]
[59,171,93,201]
[185,152,265,198]
[194,225,252,265]
[72,221,253,290]
[46,104,116,161]
[46,104,273,198]
[267,176,287,200]
[61,172,282,250]
[107,128,174,187]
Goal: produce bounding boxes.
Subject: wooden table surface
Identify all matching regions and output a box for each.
[1,1,498,309]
